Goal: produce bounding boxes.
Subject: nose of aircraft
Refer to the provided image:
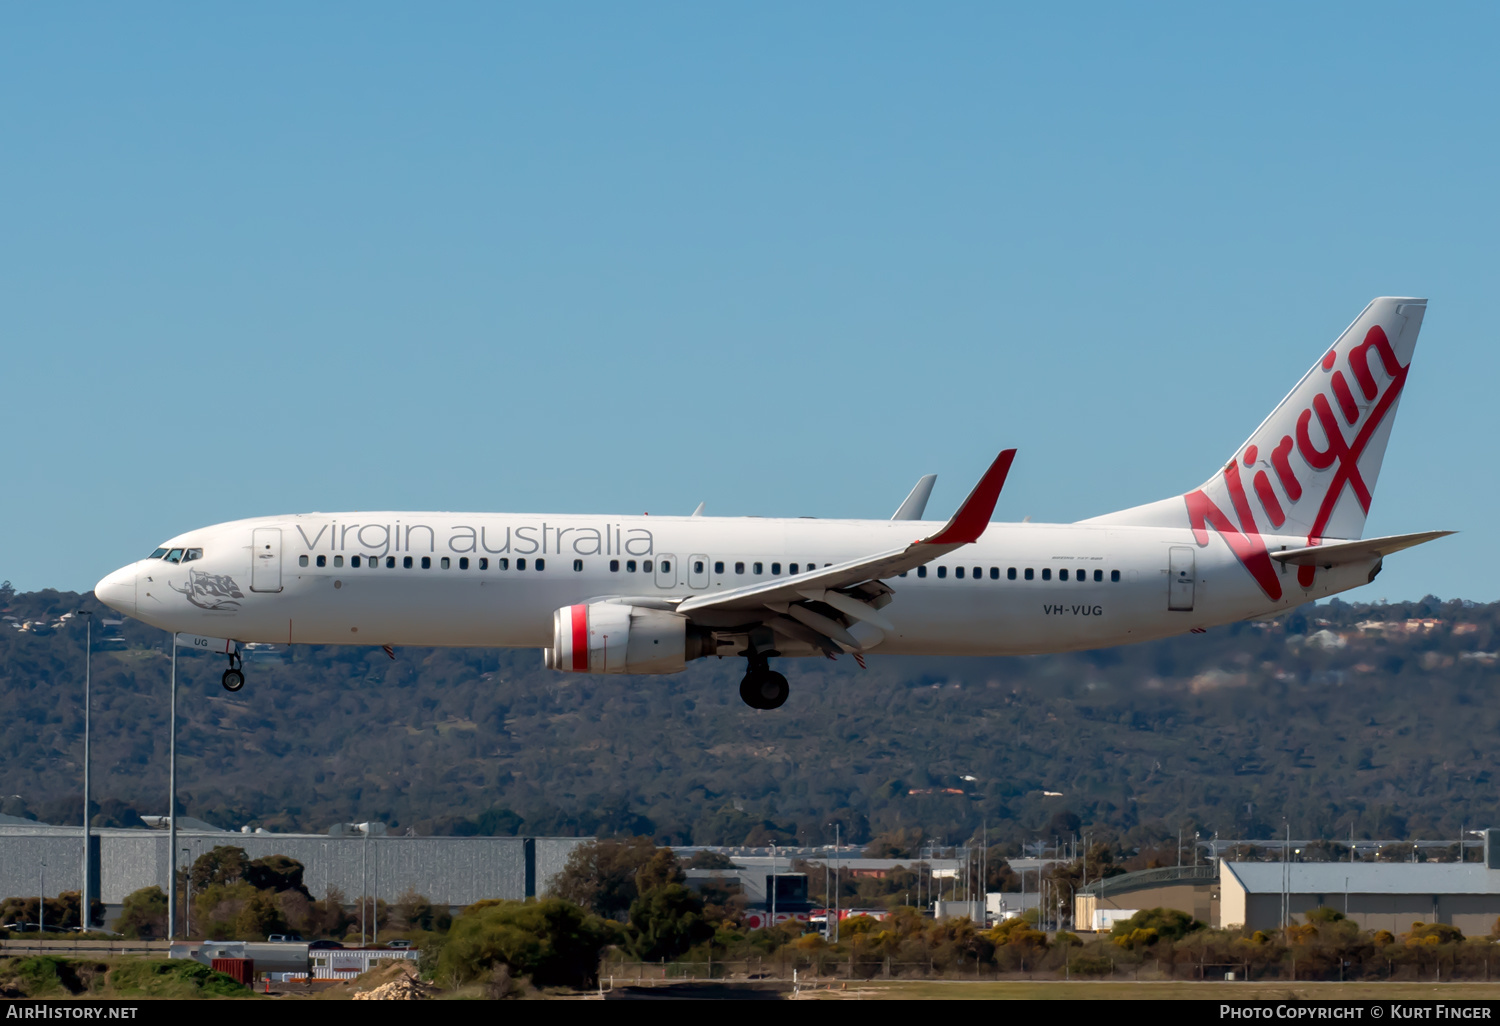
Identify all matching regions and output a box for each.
[94,565,136,617]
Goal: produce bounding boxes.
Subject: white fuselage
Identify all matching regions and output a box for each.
[96,511,1374,657]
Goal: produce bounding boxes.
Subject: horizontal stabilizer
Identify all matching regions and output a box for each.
[1270,530,1455,568]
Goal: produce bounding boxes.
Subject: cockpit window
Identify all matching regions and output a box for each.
[149,548,168,559]
[165,549,184,564]
[183,548,203,562]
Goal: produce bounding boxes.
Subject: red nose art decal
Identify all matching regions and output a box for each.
[1184,325,1408,600]
[570,604,589,671]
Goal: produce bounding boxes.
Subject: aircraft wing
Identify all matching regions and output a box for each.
[1269,530,1455,567]
[675,451,1015,648]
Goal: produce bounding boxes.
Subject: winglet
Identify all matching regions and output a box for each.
[892,474,938,520]
[924,450,1016,545]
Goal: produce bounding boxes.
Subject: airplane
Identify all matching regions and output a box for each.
[94,297,1450,710]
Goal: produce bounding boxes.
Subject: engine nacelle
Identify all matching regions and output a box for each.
[545,602,704,674]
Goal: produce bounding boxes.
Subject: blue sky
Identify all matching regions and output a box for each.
[3,3,1494,601]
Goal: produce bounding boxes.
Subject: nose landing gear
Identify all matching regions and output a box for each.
[221,650,245,693]
[738,646,788,710]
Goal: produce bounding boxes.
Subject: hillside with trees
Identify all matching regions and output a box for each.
[1,581,1497,852]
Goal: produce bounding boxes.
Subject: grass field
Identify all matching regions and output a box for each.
[795,980,1500,1000]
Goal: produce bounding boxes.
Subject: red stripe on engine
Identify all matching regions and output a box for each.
[570,604,589,672]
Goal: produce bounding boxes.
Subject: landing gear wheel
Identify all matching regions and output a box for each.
[739,670,789,710]
[221,668,245,692]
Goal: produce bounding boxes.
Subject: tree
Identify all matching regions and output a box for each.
[634,847,685,893]
[235,891,288,941]
[627,884,713,962]
[685,850,736,870]
[549,837,660,920]
[864,828,923,859]
[245,855,311,896]
[438,899,619,989]
[390,888,444,933]
[117,887,168,940]
[190,847,250,890]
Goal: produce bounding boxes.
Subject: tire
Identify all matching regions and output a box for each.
[739,673,766,709]
[759,671,789,710]
[221,668,245,692]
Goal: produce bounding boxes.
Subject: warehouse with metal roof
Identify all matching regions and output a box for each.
[1221,862,1500,935]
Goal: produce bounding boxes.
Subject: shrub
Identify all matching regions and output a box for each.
[437,899,619,990]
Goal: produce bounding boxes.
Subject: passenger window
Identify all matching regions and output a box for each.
[299,555,309,567]
[1024,568,1034,580]
[955,567,964,579]
[627,560,636,572]
[1042,568,1051,581]
[1093,569,1102,582]
[693,560,704,574]
[990,567,1000,580]
[317,555,327,568]
[536,558,545,571]
[642,559,651,573]
[184,548,203,562]
[422,557,432,569]
[479,558,488,570]
[1078,570,1087,583]
[753,562,763,575]
[1060,569,1068,581]
[1111,569,1120,582]
[899,571,908,577]
[440,557,450,569]
[351,556,362,568]
[517,558,527,571]
[735,562,745,575]
[938,566,948,578]
[789,563,799,574]
[973,566,981,579]
[403,557,413,569]
[771,562,781,575]
[660,560,669,573]
[1006,567,1015,580]
[459,557,469,570]
[166,549,184,563]
[917,566,927,578]
[334,556,344,568]
[386,557,396,568]
[714,561,724,574]
[573,559,583,572]
[498,558,509,570]
[610,559,620,572]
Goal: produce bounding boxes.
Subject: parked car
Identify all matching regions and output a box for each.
[385,939,413,949]
[267,934,304,943]
[308,940,344,950]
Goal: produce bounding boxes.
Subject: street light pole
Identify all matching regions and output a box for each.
[39,859,45,933]
[80,610,92,930]
[168,636,178,940]
[181,847,192,938]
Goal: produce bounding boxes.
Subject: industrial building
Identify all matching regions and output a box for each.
[1220,862,1500,935]
[1076,849,1500,937]
[0,821,588,927]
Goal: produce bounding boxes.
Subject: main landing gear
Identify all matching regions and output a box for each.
[739,648,789,710]
[221,650,245,693]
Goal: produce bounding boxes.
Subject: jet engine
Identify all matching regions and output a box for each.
[544,602,710,674]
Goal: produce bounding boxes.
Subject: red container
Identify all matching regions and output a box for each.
[211,958,255,986]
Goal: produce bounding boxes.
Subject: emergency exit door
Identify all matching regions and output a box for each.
[251,528,283,593]
[1168,546,1195,611]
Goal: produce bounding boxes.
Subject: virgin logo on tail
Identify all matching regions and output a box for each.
[1184,325,1409,601]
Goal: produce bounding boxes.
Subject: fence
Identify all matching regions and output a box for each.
[0,939,169,957]
[601,951,1500,984]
